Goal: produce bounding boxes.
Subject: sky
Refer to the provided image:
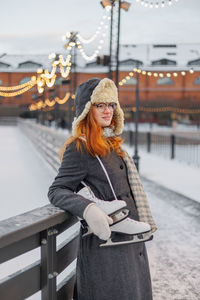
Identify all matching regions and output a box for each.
[0,0,200,55]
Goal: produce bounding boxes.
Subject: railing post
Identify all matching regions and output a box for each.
[129,130,133,146]
[41,227,58,300]
[171,134,175,159]
[147,132,151,153]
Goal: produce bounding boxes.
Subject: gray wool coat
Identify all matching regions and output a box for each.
[48,141,153,300]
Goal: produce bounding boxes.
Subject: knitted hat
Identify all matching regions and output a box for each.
[72,77,124,136]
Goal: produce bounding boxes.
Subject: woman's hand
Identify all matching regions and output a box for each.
[83,203,113,240]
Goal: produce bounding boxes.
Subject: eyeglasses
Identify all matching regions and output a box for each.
[93,102,117,112]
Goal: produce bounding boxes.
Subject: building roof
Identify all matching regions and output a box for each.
[0,43,200,73]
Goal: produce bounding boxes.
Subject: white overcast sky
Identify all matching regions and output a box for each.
[0,0,200,55]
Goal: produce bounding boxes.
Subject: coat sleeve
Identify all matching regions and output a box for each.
[48,141,91,218]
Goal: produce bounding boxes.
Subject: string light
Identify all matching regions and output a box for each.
[135,0,179,9]
[119,67,196,86]
[29,92,75,111]
[123,106,200,114]
[55,92,70,104]
[76,10,110,44]
[63,14,110,62]
[0,77,36,92]
[0,83,36,97]
[35,54,72,93]
[0,53,72,97]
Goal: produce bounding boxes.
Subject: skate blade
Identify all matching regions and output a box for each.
[100,232,153,247]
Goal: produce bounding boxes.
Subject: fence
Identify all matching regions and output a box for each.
[123,130,200,167]
[0,117,17,126]
[0,119,79,300]
[18,119,68,172]
[0,205,80,300]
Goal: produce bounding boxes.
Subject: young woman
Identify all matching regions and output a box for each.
[48,77,157,300]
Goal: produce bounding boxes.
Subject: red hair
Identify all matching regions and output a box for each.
[60,106,124,161]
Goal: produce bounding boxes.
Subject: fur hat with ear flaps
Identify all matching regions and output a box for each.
[72,77,124,136]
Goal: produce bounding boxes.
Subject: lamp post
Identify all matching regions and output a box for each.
[32,92,45,124]
[109,1,114,79]
[100,0,131,85]
[64,31,78,130]
[133,66,140,171]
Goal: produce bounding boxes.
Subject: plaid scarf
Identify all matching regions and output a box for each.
[122,149,157,234]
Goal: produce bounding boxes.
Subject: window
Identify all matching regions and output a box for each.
[152,59,176,66]
[19,77,31,84]
[194,76,200,85]
[167,52,176,56]
[0,62,10,68]
[0,79,2,85]
[55,78,63,85]
[18,61,43,69]
[188,59,200,66]
[120,59,143,67]
[123,77,137,85]
[157,77,174,85]
[153,44,176,48]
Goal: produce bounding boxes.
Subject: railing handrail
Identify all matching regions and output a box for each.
[0,120,79,299]
[0,204,75,249]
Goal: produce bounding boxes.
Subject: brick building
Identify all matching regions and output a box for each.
[0,44,200,124]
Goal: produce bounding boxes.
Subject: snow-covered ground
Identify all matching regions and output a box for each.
[124,145,200,203]
[0,124,200,299]
[143,178,200,300]
[0,125,55,221]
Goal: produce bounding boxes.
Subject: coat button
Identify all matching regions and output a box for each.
[120,165,124,169]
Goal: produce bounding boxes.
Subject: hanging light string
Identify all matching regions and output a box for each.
[36,54,72,94]
[77,9,111,44]
[62,7,110,46]
[29,92,75,111]
[0,53,72,97]
[135,0,179,9]
[123,105,200,114]
[77,30,108,61]
[119,67,195,86]
[63,16,110,62]
[0,77,37,97]
[0,77,36,91]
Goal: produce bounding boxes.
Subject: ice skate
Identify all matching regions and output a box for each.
[100,218,153,247]
[77,186,129,237]
[77,185,153,245]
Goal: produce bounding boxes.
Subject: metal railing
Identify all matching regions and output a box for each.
[123,130,200,167]
[0,205,80,300]
[18,119,69,172]
[0,117,17,126]
[0,119,79,299]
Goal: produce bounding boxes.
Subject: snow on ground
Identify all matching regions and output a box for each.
[124,144,200,204]
[143,178,200,300]
[0,125,55,221]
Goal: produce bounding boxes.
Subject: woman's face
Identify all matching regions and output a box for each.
[92,103,116,127]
